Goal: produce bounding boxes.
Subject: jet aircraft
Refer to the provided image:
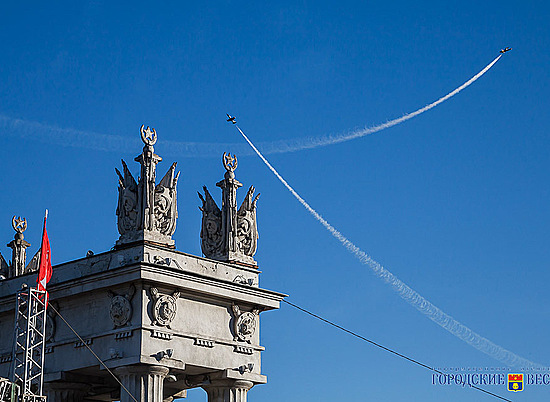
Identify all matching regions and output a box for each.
[500,47,512,53]
[226,114,236,124]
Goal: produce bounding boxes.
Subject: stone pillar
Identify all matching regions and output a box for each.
[115,365,169,402]
[44,382,90,402]
[203,379,253,402]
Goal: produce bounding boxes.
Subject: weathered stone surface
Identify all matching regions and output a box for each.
[0,127,285,401]
[115,365,169,402]
[203,379,253,402]
[0,241,284,401]
[44,382,91,402]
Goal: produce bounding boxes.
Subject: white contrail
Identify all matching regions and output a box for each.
[236,125,543,369]
[257,54,503,154]
[1,55,503,157]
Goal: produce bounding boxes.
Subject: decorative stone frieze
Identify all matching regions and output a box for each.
[116,125,180,248]
[115,330,133,340]
[150,330,172,340]
[233,345,253,355]
[199,153,260,266]
[74,339,92,348]
[194,338,215,348]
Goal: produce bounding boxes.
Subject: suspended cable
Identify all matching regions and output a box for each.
[233,122,541,369]
[283,299,513,402]
[47,303,138,402]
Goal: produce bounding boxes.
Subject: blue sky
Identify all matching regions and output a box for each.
[1,1,549,400]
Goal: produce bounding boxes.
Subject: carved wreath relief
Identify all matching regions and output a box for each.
[151,287,180,328]
[232,304,260,343]
[12,216,27,233]
[108,285,135,328]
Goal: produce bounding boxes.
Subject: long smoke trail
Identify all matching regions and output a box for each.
[257,54,503,154]
[236,125,543,369]
[1,55,503,157]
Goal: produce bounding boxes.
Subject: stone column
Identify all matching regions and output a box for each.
[115,365,169,402]
[44,382,90,402]
[203,379,253,402]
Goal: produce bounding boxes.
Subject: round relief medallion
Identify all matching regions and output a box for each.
[153,295,177,327]
[235,312,257,342]
[110,295,132,327]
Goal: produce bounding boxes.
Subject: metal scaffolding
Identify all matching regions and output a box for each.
[0,377,20,402]
[10,287,47,401]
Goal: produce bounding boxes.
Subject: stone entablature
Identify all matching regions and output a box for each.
[0,240,284,401]
[0,125,285,402]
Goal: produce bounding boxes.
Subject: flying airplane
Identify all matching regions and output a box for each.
[226,114,236,124]
[500,47,512,53]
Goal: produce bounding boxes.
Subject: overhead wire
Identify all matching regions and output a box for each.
[233,122,541,369]
[47,303,138,402]
[283,299,513,402]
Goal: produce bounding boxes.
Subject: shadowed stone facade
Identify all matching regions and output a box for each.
[0,126,285,402]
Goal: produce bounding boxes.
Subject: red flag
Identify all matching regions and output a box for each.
[37,210,52,292]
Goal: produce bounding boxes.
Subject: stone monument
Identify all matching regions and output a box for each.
[0,126,285,402]
[198,153,260,267]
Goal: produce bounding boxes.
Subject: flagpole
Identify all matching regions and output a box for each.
[37,209,51,308]
[38,209,47,290]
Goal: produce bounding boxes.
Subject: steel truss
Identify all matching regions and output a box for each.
[11,287,47,401]
[0,377,20,402]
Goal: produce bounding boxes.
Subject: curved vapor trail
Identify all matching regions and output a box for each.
[258,54,503,154]
[236,125,543,369]
[1,55,502,157]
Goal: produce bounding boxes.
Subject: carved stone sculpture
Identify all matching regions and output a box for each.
[237,186,260,257]
[0,253,8,279]
[26,249,41,274]
[5,216,31,278]
[115,160,138,235]
[199,153,260,266]
[108,285,136,328]
[150,287,180,328]
[198,186,223,257]
[0,216,44,279]
[115,126,180,248]
[231,304,260,343]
